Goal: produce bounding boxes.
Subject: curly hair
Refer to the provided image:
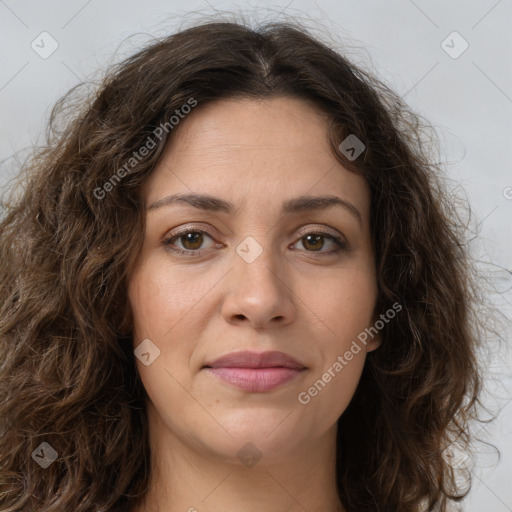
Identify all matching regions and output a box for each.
[0,17,493,512]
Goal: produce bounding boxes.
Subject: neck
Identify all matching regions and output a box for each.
[130,403,345,512]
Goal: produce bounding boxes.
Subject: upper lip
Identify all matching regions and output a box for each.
[203,350,305,370]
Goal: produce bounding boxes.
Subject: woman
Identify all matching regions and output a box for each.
[0,18,488,512]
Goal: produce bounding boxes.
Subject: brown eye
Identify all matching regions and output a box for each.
[163,227,347,258]
[179,232,204,250]
[301,234,325,252]
[293,232,347,255]
[163,228,218,255]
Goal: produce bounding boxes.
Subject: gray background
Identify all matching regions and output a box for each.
[1,1,511,510]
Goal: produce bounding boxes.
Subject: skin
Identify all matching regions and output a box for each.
[128,96,382,512]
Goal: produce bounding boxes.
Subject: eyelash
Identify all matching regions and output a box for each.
[162,226,348,257]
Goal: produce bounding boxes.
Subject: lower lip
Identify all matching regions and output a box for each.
[204,367,304,392]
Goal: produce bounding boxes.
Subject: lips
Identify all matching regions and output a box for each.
[203,351,306,392]
[203,350,305,370]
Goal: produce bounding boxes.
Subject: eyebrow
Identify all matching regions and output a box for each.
[147,193,362,226]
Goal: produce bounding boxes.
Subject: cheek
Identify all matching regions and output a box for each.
[308,263,378,340]
[128,261,199,401]
[317,268,375,413]
[318,352,366,425]
[300,264,375,403]
[128,256,209,339]
[128,270,171,339]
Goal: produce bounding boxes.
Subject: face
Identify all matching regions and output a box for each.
[127,96,381,463]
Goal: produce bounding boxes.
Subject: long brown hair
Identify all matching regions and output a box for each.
[0,17,495,512]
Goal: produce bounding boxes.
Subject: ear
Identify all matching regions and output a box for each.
[366,331,382,353]
[365,312,383,353]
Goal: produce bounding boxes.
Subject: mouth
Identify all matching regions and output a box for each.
[203,367,306,392]
[202,350,306,392]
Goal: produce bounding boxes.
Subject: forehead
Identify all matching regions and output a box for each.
[161,96,331,157]
[143,96,371,221]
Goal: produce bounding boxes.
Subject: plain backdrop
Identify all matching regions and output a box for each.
[0,1,511,510]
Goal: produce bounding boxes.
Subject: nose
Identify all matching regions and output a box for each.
[220,245,296,329]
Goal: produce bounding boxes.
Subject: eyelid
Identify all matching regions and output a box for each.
[164,223,345,241]
[294,224,345,241]
[163,223,217,240]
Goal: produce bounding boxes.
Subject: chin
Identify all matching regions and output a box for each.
[200,411,305,458]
